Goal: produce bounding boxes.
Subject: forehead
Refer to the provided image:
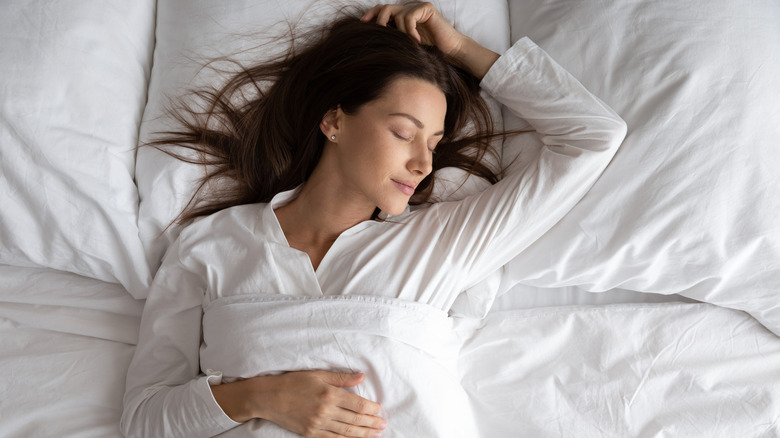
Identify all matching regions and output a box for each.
[365,77,447,122]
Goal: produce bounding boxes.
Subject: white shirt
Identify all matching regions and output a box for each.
[121,37,627,437]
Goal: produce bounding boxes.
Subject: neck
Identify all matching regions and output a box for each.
[274,153,376,247]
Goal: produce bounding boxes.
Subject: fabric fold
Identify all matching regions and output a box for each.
[200,294,477,437]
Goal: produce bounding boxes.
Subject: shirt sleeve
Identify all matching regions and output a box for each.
[431,37,627,291]
[120,236,241,438]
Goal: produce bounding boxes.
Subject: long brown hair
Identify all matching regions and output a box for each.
[149,12,508,224]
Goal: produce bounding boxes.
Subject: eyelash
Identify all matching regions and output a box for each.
[392,131,412,142]
[393,131,437,154]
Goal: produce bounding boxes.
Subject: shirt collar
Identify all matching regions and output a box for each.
[259,187,302,245]
[259,185,413,241]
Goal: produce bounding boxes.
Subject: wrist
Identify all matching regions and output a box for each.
[451,36,500,80]
[212,378,262,423]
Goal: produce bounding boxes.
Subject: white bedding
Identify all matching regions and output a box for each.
[499,0,780,335]
[0,265,142,437]
[201,295,475,437]
[201,296,780,437]
[0,1,156,298]
[1,0,779,436]
[463,303,780,437]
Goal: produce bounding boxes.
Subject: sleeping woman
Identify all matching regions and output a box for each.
[121,2,626,437]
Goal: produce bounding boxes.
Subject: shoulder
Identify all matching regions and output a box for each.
[176,203,267,254]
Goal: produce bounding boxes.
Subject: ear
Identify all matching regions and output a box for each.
[319,106,342,140]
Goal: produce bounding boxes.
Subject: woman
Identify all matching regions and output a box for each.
[122,2,626,437]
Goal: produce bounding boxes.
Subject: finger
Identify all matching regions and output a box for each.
[337,392,383,416]
[394,12,408,34]
[319,371,365,388]
[331,408,387,431]
[328,420,386,438]
[403,14,422,43]
[360,5,382,22]
[375,5,398,27]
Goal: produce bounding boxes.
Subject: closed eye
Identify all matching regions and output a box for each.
[392,131,412,142]
[428,138,441,153]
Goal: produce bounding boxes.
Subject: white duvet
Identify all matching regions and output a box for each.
[201,295,475,437]
[196,293,780,437]
[464,304,780,437]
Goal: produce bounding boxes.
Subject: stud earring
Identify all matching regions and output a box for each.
[330,135,336,140]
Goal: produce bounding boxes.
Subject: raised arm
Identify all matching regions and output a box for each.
[435,38,627,289]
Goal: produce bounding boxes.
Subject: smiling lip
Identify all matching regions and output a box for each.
[392,179,417,196]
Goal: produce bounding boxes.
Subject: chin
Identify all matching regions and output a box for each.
[378,200,408,216]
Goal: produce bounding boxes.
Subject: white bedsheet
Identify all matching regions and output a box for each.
[463,302,780,437]
[0,266,142,437]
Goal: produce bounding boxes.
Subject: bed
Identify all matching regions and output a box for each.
[1,0,778,436]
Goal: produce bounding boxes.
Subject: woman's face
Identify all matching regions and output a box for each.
[326,76,447,216]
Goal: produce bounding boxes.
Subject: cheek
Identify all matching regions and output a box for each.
[342,126,393,172]
[335,136,380,193]
[354,147,394,188]
[341,120,377,154]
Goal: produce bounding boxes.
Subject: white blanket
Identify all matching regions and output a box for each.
[0,266,143,437]
[201,295,477,437]
[198,294,780,437]
[463,303,780,437]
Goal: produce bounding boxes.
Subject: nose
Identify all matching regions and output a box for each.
[408,139,433,176]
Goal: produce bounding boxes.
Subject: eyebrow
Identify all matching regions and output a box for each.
[389,113,444,136]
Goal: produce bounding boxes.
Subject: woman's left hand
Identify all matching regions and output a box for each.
[361,2,466,57]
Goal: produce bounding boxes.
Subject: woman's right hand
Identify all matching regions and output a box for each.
[361,2,499,79]
[212,370,387,438]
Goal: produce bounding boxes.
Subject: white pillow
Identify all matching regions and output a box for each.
[500,1,780,335]
[136,0,510,283]
[0,1,156,298]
